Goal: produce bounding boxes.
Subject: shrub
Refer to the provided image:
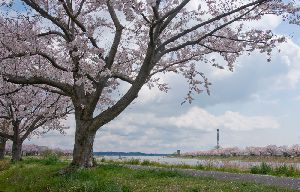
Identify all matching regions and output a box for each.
[141,160,151,166]
[274,165,296,177]
[127,159,140,165]
[42,152,60,165]
[195,164,205,170]
[250,162,272,175]
[250,166,260,174]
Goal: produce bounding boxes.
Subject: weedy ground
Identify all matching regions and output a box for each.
[0,157,298,192]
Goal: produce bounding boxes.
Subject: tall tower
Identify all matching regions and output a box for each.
[216,129,220,149]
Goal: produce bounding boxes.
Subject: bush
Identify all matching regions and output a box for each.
[141,160,151,166]
[195,164,205,170]
[250,166,260,174]
[42,150,60,165]
[127,159,140,165]
[250,162,272,175]
[274,165,296,177]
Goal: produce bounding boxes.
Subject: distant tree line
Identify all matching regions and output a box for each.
[185,145,300,157]
[4,143,72,157]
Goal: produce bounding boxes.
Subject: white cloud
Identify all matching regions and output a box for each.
[170,107,279,131]
[136,86,165,104]
[61,114,76,135]
[108,107,278,133]
[243,14,282,31]
[274,39,300,89]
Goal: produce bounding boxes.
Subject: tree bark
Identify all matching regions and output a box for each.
[71,117,96,167]
[0,137,7,159]
[11,139,22,162]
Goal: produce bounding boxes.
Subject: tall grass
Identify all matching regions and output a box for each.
[250,162,299,177]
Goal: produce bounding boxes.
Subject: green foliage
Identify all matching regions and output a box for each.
[140,159,151,166]
[250,162,272,175]
[274,165,297,177]
[126,159,140,165]
[195,164,205,170]
[250,162,300,178]
[42,153,61,165]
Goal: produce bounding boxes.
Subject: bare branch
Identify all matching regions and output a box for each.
[158,0,191,33]
[112,72,134,84]
[150,54,199,77]
[21,0,71,40]
[198,43,240,54]
[160,2,262,56]
[33,85,68,96]
[3,75,73,96]
[0,116,10,120]
[1,51,69,72]
[38,31,68,40]
[157,0,268,52]
[58,0,100,48]
[75,0,86,18]
[105,0,124,68]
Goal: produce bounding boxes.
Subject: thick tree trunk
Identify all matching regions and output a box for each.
[71,121,96,168]
[0,137,7,159]
[11,139,22,161]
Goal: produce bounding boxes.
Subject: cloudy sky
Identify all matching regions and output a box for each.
[4,1,300,154]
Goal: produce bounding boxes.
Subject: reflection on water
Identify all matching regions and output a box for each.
[98,156,300,170]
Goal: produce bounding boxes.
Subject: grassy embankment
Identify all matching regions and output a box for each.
[100,157,300,178]
[0,156,297,192]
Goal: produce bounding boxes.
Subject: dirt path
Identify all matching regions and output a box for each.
[120,164,300,190]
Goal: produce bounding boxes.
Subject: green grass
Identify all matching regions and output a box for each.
[0,158,297,192]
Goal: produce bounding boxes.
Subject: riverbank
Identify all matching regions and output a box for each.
[98,156,300,178]
[181,155,300,163]
[0,157,297,192]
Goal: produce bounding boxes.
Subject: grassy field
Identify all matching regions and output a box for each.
[0,157,298,192]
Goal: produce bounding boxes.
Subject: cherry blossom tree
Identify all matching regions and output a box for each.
[0,83,71,161]
[0,0,298,167]
[185,145,300,157]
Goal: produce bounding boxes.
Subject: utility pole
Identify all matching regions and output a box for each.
[216,129,220,149]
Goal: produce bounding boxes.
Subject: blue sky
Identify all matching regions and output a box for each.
[3,1,300,153]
